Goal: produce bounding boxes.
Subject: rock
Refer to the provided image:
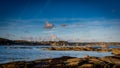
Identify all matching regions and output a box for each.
[55,64,63,67]
[1,55,120,68]
[100,56,120,64]
[0,62,28,68]
[86,47,93,51]
[83,55,89,59]
[98,49,109,52]
[66,58,90,66]
[65,58,81,66]
[112,64,120,68]
[66,62,79,66]
[66,58,81,62]
[89,58,101,63]
[48,59,52,63]
[79,64,93,68]
[112,48,120,55]
[34,62,49,68]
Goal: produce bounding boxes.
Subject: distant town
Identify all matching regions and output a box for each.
[0,38,120,46]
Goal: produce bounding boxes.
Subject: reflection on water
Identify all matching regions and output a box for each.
[0,45,118,64]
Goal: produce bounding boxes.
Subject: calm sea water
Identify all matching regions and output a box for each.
[0,45,119,64]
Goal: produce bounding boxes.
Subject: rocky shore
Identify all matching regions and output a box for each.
[0,55,120,68]
[48,47,120,54]
[112,48,120,55]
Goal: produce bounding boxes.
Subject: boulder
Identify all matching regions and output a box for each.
[83,55,89,59]
[79,64,93,68]
[112,48,120,55]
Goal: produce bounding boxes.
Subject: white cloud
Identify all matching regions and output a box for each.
[0,18,120,42]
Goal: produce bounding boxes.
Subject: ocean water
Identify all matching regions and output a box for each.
[0,45,117,64]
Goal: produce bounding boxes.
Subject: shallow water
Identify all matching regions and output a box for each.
[0,45,116,64]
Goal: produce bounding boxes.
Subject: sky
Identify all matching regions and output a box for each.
[0,0,120,42]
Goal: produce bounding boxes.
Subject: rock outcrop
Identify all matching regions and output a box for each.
[1,55,120,68]
[112,48,120,55]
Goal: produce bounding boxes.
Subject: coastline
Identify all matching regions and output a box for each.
[48,47,120,54]
[0,38,120,68]
[0,55,120,68]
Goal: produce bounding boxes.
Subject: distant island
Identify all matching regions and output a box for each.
[0,38,120,46]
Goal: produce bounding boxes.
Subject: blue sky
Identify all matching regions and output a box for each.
[0,0,120,42]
